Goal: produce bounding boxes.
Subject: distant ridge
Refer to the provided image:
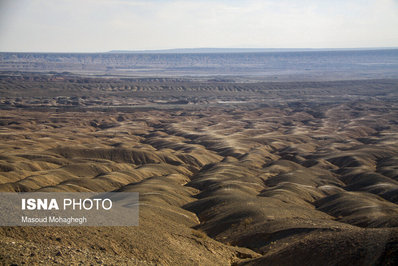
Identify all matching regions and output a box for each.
[108,47,398,54]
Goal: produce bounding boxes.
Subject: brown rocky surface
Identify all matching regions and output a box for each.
[0,75,398,265]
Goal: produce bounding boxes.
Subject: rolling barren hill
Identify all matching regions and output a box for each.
[0,74,398,265]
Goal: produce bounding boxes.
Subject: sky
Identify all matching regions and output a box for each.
[0,0,397,52]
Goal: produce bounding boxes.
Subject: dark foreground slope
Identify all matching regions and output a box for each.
[0,76,398,265]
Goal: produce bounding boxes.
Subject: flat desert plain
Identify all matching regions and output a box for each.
[0,74,398,265]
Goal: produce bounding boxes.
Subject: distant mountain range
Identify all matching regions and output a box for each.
[108,47,398,54]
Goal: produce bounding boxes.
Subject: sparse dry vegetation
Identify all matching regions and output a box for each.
[192,229,207,239]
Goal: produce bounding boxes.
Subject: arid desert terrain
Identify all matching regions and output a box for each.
[0,70,398,265]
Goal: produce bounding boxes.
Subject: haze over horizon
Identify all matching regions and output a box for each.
[0,0,398,53]
[2,47,398,55]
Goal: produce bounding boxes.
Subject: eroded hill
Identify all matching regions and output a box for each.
[0,76,398,265]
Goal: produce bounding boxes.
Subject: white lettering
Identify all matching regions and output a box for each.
[63,198,72,209]
[27,198,36,210]
[22,198,26,210]
[21,198,59,210]
[103,199,112,210]
[82,199,93,210]
[63,198,112,210]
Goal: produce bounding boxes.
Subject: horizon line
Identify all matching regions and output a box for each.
[1,47,398,54]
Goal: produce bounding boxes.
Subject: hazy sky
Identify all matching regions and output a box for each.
[0,0,397,52]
